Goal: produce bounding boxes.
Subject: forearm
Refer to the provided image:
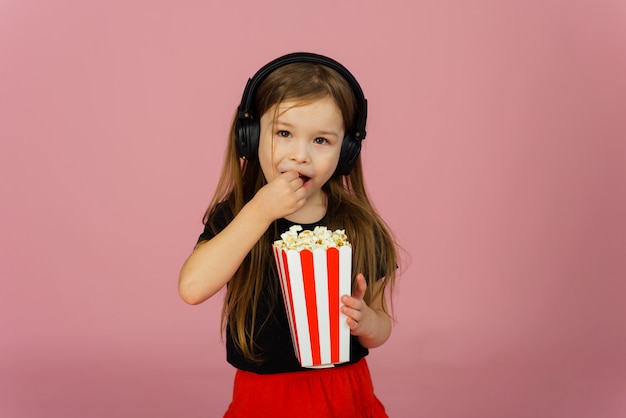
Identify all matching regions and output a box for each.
[178,202,271,305]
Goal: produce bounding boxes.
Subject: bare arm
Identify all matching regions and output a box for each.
[178,171,306,305]
[178,203,271,304]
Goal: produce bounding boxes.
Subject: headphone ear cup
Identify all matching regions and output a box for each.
[235,116,260,160]
[335,134,362,176]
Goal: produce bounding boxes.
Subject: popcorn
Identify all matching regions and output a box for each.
[272,225,352,368]
[273,225,351,251]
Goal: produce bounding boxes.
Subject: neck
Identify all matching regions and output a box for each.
[284,191,327,224]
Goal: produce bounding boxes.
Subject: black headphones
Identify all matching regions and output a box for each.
[235,52,368,176]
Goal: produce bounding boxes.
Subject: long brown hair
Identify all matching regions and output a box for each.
[203,61,398,362]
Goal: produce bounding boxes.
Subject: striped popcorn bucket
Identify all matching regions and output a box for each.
[272,245,352,368]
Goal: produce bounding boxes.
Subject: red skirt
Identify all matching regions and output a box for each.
[223,358,388,418]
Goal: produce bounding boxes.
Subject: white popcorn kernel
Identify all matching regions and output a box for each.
[273,225,351,251]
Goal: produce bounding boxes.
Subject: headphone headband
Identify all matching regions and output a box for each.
[238,52,367,140]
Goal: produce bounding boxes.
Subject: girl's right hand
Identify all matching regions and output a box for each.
[251,171,306,222]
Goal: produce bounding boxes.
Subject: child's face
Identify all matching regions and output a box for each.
[258,96,345,203]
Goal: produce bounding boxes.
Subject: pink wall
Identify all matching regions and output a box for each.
[1,1,625,417]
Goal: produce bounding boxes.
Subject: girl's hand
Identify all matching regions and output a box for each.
[251,171,307,222]
[341,273,378,339]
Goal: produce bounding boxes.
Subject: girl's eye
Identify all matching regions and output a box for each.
[314,137,329,145]
[277,130,291,138]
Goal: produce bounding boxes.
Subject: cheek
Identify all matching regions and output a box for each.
[317,153,342,181]
[328,148,342,170]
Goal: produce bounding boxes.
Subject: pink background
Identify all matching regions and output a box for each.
[1,1,625,417]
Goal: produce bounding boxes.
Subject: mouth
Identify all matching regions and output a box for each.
[299,174,311,185]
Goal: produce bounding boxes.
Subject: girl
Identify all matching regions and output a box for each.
[179,52,398,417]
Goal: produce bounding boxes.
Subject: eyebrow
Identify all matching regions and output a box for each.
[274,120,340,138]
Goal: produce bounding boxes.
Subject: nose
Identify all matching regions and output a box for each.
[288,138,310,163]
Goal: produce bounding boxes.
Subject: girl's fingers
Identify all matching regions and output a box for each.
[346,317,358,330]
[341,305,362,322]
[341,295,361,310]
[341,274,369,333]
[352,273,367,300]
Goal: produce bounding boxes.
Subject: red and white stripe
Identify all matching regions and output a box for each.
[273,246,352,367]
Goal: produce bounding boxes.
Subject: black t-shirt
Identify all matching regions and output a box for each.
[197,205,371,374]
